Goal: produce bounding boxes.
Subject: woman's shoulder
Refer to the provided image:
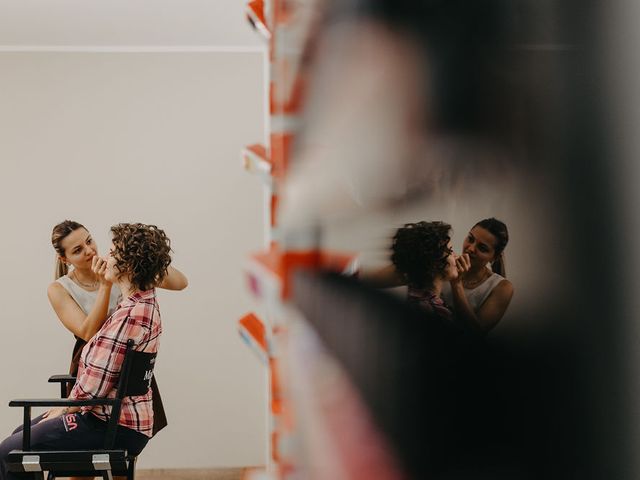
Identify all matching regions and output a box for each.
[122,291,159,317]
[469,273,512,308]
[490,276,514,299]
[486,272,509,288]
[48,278,69,296]
[47,279,77,311]
[491,272,512,287]
[496,276,513,290]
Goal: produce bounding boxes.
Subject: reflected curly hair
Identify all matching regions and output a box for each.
[110,223,172,292]
[391,221,452,289]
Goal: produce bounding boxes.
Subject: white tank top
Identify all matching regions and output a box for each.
[441,272,506,312]
[56,275,121,316]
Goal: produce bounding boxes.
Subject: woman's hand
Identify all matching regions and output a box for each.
[41,406,81,422]
[92,256,111,286]
[41,407,68,422]
[452,253,471,284]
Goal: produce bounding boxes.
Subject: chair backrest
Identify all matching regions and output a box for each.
[104,339,157,448]
[116,341,157,399]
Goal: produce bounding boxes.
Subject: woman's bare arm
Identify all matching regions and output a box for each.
[158,265,188,290]
[449,279,514,333]
[358,264,405,288]
[47,282,113,341]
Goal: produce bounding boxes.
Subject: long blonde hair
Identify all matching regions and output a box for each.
[51,220,86,279]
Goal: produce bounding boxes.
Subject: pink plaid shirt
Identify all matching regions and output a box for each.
[69,289,162,437]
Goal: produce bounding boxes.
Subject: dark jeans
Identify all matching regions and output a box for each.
[0,412,148,480]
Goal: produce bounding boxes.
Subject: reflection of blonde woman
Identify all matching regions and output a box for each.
[442,218,514,333]
[48,220,187,438]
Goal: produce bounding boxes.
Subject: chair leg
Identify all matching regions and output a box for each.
[102,472,113,480]
[127,455,137,480]
[46,472,55,480]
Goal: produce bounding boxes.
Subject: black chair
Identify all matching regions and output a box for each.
[47,374,76,399]
[6,339,156,480]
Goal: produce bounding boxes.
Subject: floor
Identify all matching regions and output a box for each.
[136,468,249,479]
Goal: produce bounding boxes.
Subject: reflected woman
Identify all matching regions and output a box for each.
[442,218,513,333]
[362,218,514,334]
[391,221,458,321]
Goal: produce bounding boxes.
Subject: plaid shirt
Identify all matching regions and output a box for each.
[69,289,162,437]
[407,287,453,321]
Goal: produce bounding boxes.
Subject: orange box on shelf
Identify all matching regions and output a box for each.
[247,245,357,300]
[246,0,270,39]
[242,143,273,184]
[238,312,269,364]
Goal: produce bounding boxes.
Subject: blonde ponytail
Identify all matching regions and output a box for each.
[51,220,85,280]
[54,257,69,280]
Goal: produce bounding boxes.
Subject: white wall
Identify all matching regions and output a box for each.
[0,51,267,468]
[0,0,262,48]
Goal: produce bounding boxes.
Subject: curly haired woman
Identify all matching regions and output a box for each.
[0,223,174,480]
[391,221,458,321]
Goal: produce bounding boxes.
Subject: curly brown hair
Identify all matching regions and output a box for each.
[391,221,452,289]
[110,223,172,292]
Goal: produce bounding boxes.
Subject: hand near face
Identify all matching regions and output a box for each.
[92,256,112,286]
[454,253,471,280]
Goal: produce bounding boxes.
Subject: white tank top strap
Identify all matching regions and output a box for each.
[465,272,505,311]
[56,275,121,316]
[440,272,506,313]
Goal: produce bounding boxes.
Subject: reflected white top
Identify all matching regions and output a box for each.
[441,272,505,312]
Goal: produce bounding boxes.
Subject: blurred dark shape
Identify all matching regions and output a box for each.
[294,271,478,478]
[288,0,631,477]
[293,272,594,479]
[327,0,518,143]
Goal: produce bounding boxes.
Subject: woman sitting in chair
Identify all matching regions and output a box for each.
[0,223,172,480]
[391,221,459,321]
